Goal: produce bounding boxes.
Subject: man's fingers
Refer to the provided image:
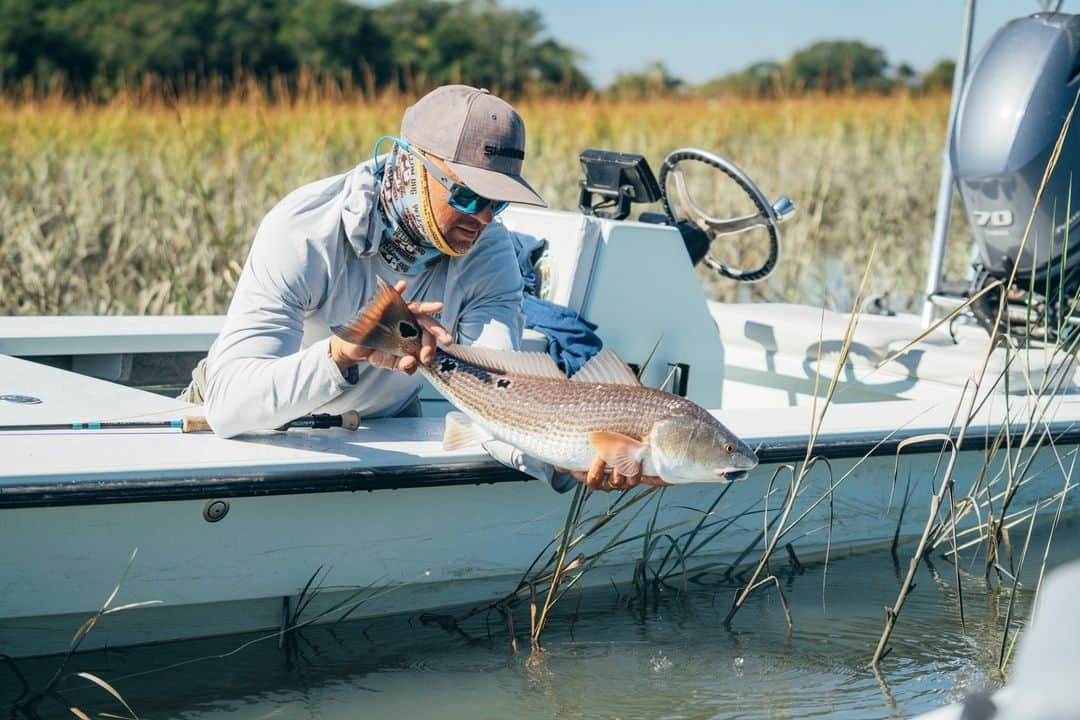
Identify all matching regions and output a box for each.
[368,350,415,375]
[330,335,374,365]
[560,458,656,492]
[419,329,437,364]
[415,314,453,345]
[622,462,643,489]
[392,280,407,294]
[366,350,420,376]
[408,300,444,315]
[396,355,418,375]
[586,457,608,490]
[365,350,392,369]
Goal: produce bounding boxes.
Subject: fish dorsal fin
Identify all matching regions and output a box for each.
[443,344,564,379]
[571,350,641,385]
[331,277,421,356]
[442,411,493,451]
[589,431,647,477]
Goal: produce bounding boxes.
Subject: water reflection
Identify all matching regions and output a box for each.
[6,520,1078,720]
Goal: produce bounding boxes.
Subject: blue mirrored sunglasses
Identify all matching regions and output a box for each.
[374,136,509,216]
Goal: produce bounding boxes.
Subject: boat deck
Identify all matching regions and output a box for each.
[4,352,1078,507]
[0,354,513,498]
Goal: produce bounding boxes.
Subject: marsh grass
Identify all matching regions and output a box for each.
[2,556,396,719]
[867,86,1080,671]
[6,550,157,719]
[0,91,962,315]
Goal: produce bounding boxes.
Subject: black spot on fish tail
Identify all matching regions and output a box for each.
[496,378,511,388]
[399,322,419,338]
[439,357,458,373]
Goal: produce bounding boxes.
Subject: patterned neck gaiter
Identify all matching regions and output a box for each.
[376,147,456,275]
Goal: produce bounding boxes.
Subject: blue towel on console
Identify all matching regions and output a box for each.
[523,294,602,376]
[510,232,602,376]
[513,232,546,295]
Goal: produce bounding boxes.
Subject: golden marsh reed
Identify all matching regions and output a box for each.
[0,92,971,315]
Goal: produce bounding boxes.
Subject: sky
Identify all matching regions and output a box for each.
[499,0,1055,87]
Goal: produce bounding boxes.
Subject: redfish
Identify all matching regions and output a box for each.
[333,280,757,484]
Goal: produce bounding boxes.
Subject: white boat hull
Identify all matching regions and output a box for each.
[3,437,1074,658]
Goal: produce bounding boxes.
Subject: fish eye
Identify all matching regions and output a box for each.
[724,442,736,454]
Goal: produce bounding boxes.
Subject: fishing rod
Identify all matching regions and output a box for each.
[0,411,361,434]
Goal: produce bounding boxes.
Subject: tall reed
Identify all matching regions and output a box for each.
[0,92,960,315]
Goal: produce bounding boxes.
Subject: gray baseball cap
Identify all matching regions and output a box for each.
[401,85,546,207]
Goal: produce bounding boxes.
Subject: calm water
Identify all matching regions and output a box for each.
[7,520,1080,720]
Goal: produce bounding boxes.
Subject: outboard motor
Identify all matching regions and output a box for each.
[953,12,1080,340]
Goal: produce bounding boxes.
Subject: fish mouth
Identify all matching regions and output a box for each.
[715,469,749,482]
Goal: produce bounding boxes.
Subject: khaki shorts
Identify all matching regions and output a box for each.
[177,357,208,405]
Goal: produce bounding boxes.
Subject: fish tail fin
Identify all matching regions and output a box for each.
[331,277,423,357]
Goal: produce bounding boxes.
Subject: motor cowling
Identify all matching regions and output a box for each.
[952,12,1080,304]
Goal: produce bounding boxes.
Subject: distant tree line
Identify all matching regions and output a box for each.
[0,1,957,100]
[703,41,956,97]
[613,42,956,99]
[0,0,591,96]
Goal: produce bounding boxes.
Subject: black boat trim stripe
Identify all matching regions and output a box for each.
[3,423,1078,509]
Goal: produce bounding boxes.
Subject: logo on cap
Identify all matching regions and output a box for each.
[483,145,525,160]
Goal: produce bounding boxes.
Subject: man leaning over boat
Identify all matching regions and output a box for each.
[179,84,663,493]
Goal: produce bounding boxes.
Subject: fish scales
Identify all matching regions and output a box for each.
[421,348,704,469]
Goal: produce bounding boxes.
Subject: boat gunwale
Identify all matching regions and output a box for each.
[4,421,1077,509]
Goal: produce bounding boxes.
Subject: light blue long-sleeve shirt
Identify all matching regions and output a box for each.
[203,158,525,439]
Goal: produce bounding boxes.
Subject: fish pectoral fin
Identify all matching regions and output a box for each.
[588,431,647,476]
[442,411,494,451]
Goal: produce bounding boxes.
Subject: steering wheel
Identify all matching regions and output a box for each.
[658,147,795,282]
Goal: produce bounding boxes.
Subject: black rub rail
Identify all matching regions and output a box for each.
[2,423,1078,509]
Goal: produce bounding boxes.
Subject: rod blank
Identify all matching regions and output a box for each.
[0,410,360,434]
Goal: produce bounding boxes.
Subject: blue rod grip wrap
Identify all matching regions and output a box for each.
[88,422,101,429]
[170,419,182,428]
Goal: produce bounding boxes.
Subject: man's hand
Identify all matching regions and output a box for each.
[556,458,670,493]
[329,280,453,376]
